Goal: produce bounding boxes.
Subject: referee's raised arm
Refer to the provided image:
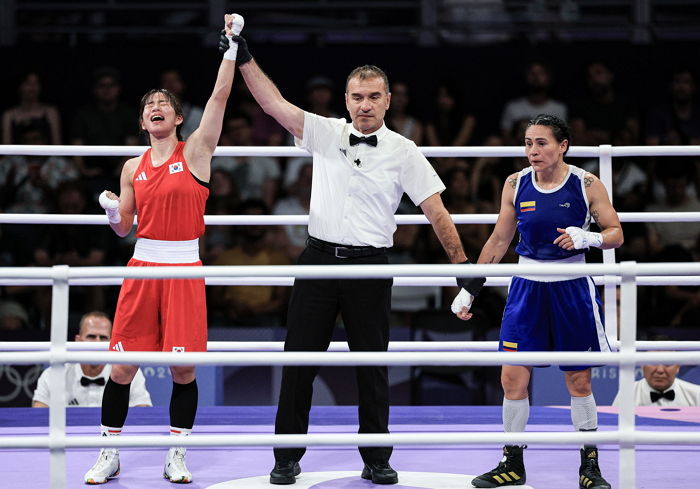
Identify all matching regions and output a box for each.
[227,33,305,139]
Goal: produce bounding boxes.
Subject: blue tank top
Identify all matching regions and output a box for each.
[513,165,591,260]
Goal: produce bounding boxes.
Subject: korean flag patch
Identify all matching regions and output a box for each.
[169,162,184,174]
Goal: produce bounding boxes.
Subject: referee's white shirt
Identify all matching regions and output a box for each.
[33,363,152,407]
[612,377,700,407]
[296,112,445,248]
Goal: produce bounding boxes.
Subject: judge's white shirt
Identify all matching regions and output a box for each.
[33,363,152,407]
[296,112,445,248]
[612,378,700,407]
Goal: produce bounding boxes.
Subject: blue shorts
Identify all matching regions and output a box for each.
[499,276,610,371]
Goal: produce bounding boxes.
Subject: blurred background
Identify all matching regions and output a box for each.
[2,0,700,408]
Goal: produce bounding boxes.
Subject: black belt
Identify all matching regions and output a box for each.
[307,236,386,259]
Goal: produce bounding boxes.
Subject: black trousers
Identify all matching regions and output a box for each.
[273,244,393,463]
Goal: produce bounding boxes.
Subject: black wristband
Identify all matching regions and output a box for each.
[455,260,486,297]
[231,35,253,66]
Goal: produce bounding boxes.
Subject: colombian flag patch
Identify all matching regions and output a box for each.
[502,341,518,352]
[520,201,536,212]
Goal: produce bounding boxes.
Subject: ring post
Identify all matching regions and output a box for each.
[598,145,618,344]
[49,265,69,489]
[618,261,637,489]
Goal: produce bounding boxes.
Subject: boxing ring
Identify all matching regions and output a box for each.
[2,144,700,489]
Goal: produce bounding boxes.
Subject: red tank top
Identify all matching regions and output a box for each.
[133,141,209,240]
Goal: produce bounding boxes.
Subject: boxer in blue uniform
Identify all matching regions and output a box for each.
[452,115,623,489]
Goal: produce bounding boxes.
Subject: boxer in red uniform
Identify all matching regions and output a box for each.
[84,13,245,485]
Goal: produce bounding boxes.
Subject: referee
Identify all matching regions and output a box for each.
[223,32,480,486]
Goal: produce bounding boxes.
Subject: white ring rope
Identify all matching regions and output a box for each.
[1,274,700,287]
[1,262,699,280]
[3,144,700,489]
[0,144,589,158]
[2,430,699,450]
[1,350,699,367]
[1,144,699,158]
[3,340,699,352]
[2,211,699,225]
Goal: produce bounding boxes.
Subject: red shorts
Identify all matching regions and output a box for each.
[110,258,207,352]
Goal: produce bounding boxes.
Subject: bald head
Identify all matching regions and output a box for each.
[76,311,112,342]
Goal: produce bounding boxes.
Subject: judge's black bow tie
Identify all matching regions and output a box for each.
[81,376,106,387]
[650,389,675,403]
[349,134,377,147]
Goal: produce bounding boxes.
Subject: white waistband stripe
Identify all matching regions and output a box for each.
[133,238,200,264]
[516,254,586,282]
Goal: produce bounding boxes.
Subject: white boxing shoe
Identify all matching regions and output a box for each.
[164,447,192,483]
[84,448,120,484]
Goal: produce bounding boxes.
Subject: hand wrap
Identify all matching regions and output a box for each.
[450,260,485,314]
[99,190,121,224]
[565,226,603,249]
[450,288,474,314]
[221,14,245,61]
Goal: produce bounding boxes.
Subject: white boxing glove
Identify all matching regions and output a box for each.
[450,288,474,315]
[223,14,245,61]
[99,190,121,224]
[565,226,603,249]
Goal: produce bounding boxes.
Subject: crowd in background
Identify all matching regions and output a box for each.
[1,60,700,343]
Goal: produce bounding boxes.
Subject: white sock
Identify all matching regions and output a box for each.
[100,425,122,437]
[100,425,121,454]
[571,394,598,449]
[169,426,191,454]
[571,394,598,431]
[503,397,530,434]
[169,426,192,437]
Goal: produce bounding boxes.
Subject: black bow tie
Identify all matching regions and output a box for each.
[650,389,675,403]
[80,376,106,387]
[349,134,377,147]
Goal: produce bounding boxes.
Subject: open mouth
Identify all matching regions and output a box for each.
[151,115,165,122]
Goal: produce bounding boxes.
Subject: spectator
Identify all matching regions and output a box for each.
[213,114,281,209]
[70,66,139,197]
[646,67,700,146]
[646,162,700,254]
[499,61,567,141]
[0,299,45,407]
[1,71,62,145]
[0,127,79,214]
[425,82,476,148]
[160,68,204,139]
[211,200,290,326]
[613,362,700,407]
[282,77,340,189]
[234,82,286,146]
[202,168,240,264]
[649,242,700,328]
[32,311,151,407]
[609,128,649,210]
[441,166,492,259]
[304,76,340,118]
[386,81,423,144]
[425,82,477,175]
[570,61,639,146]
[272,163,312,261]
[34,181,110,324]
[0,128,80,275]
[0,299,30,332]
[470,134,520,211]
